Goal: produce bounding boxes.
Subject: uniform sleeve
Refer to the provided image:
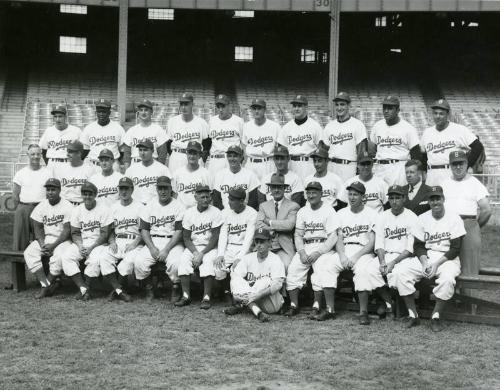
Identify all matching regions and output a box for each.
[85,164,97,179]
[80,127,90,149]
[241,124,249,146]
[248,170,261,192]
[368,209,377,232]
[162,164,172,179]
[295,209,305,230]
[369,122,378,144]
[140,204,151,225]
[232,254,248,279]
[156,125,168,146]
[325,209,340,234]
[271,256,286,280]
[166,117,174,141]
[175,203,185,222]
[355,121,368,144]
[321,124,330,146]
[200,118,209,140]
[313,121,322,144]
[338,179,350,204]
[291,174,304,194]
[181,209,192,230]
[122,128,132,147]
[450,214,466,239]
[237,117,245,143]
[412,216,425,242]
[239,210,257,256]
[277,124,288,146]
[474,179,489,201]
[217,211,229,257]
[39,129,48,149]
[12,170,22,186]
[374,213,385,251]
[380,180,389,205]
[70,207,81,229]
[460,124,477,146]
[203,170,213,189]
[406,123,420,149]
[30,203,44,223]
[101,206,114,227]
[117,125,126,145]
[212,208,224,228]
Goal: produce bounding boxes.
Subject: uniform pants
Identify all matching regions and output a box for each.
[61,243,86,277]
[459,219,481,276]
[374,161,407,186]
[289,159,315,180]
[386,252,423,296]
[231,276,283,314]
[177,246,219,278]
[426,250,461,301]
[337,244,386,291]
[206,156,228,177]
[13,203,37,251]
[425,168,451,187]
[218,244,245,280]
[328,161,357,183]
[83,245,110,278]
[271,248,294,271]
[134,237,184,282]
[24,239,74,276]
[244,159,273,181]
[99,237,144,276]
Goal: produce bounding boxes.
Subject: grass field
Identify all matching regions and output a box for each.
[1,214,500,390]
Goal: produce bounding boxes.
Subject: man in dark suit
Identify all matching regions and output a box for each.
[403,160,432,216]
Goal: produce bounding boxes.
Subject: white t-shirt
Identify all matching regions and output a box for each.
[337,206,377,246]
[39,125,82,159]
[278,117,322,156]
[172,165,212,209]
[141,198,185,237]
[80,120,126,161]
[213,167,261,209]
[30,198,74,240]
[53,164,96,203]
[166,115,209,150]
[303,172,343,207]
[13,166,51,203]
[442,176,489,216]
[125,161,172,204]
[421,122,477,166]
[339,175,388,213]
[123,123,168,159]
[259,171,304,201]
[374,208,418,254]
[413,210,466,253]
[89,171,124,207]
[322,117,367,161]
[232,251,285,287]
[70,202,113,245]
[208,114,244,154]
[182,205,223,247]
[218,206,257,257]
[370,118,420,160]
[242,119,280,158]
[111,200,144,237]
[296,202,339,241]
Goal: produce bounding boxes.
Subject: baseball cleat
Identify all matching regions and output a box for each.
[308,308,320,320]
[108,290,117,302]
[284,307,299,317]
[377,304,395,320]
[35,286,52,299]
[405,317,420,329]
[75,290,91,301]
[223,305,244,316]
[145,288,155,302]
[200,299,211,310]
[430,318,443,332]
[174,297,191,307]
[316,311,336,321]
[170,284,181,303]
[257,312,270,323]
[117,291,132,302]
[359,312,370,325]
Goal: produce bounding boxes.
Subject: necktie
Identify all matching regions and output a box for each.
[275,201,279,217]
[408,185,414,194]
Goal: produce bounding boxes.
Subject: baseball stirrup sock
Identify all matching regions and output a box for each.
[312,301,320,309]
[116,288,123,295]
[407,309,416,318]
[432,312,440,319]
[251,306,261,317]
[80,286,88,294]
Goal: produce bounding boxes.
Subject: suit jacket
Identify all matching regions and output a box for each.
[403,182,432,216]
[257,198,300,258]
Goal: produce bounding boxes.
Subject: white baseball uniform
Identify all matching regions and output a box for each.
[53,163,96,204]
[370,118,420,186]
[125,160,172,205]
[39,124,82,170]
[172,165,212,209]
[303,172,343,208]
[421,122,477,186]
[212,167,260,209]
[259,171,304,201]
[13,166,52,204]
[88,171,124,207]
[207,114,244,175]
[339,175,388,213]
[322,116,367,182]
[80,120,126,164]
[123,122,168,162]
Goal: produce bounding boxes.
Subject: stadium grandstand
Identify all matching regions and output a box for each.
[0,0,499,202]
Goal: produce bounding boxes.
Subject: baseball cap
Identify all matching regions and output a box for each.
[310,147,329,159]
[290,95,308,105]
[179,93,194,103]
[51,105,67,115]
[449,150,468,163]
[382,95,400,107]
[250,99,266,108]
[387,185,405,196]
[431,99,451,112]
[333,92,351,103]
[215,94,230,105]
[118,177,134,188]
[273,145,289,157]
[137,99,153,110]
[81,181,97,194]
[228,188,246,200]
[186,141,202,153]
[98,148,114,160]
[195,184,211,193]
[428,186,444,198]
[95,99,111,109]
[254,227,271,241]
[67,140,84,152]
[226,145,243,156]
[266,172,286,187]
[346,181,366,195]
[156,176,172,187]
[44,178,61,188]
[137,139,154,150]
[358,150,373,163]
[305,181,323,192]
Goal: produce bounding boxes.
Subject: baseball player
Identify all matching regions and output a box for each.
[241,99,280,181]
[223,229,286,322]
[339,151,388,213]
[278,95,322,179]
[63,181,113,300]
[285,181,340,321]
[39,105,82,171]
[172,141,212,209]
[176,185,223,309]
[303,146,344,210]
[124,139,172,204]
[336,181,386,325]
[369,96,421,187]
[322,92,368,182]
[88,149,124,207]
[166,93,209,174]
[53,141,96,206]
[376,185,420,326]
[207,94,244,176]
[80,99,125,168]
[133,176,185,302]
[122,99,168,168]
[403,160,432,216]
[212,145,261,210]
[258,145,304,206]
[421,99,484,186]
[23,178,74,298]
[413,186,466,332]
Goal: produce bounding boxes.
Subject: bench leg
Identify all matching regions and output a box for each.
[12,261,26,292]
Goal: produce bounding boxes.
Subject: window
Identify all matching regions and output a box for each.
[301,49,316,63]
[451,20,479,28]
[148,8,174,20]
[322,52,328,64]
[234,46,253,62]
[60,4,87,14]
[375,16,387,27]
[234,10,254,18]
[59,36,87,54]
[390,48,402,53]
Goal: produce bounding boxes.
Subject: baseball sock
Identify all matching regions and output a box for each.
[116,288,123,295]
[432,312,440,319]
[312,301,320,309]
[80,286,88,294]
[407,309,416,318]
[250,304,261,317]
[40,281,49,288]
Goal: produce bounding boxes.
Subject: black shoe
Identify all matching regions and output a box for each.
[171,284,181,303]
[35,286,52,299]
[284,306,299,317]
[430,318,443,332]
[308,308,320,320]
[174,296,191,307]
[405,317,420,329]
[108,290,117,302]
[200,299,211,310]
[377,304,395,320]
[224,290,233,305]
[316,310,336,321]
[224,305,244,316]
[145,288,155,302]
[359,312,370,325]
[257,311,270,323]
[117,291,132,302]
[75,290,90,301]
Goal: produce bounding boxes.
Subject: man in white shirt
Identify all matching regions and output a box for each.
[88,149,124,207]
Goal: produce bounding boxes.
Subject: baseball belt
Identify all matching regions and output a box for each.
[173,148,187,154]
[248,156,270,163]
[304,238,326,244]
[131,157,142,163]
[210,154,226,159]
[228,242,243,246]
[290,156,309,162]
[460,215,477,220]
[49,158,68,162]
[428,164,450,169]
[345,241,363,246]
[116,233,137,239]
[150,234,173,238]
[70,201,82,206]
[20,202,39,206]
[330,157,354,164]
[376,159,401,164]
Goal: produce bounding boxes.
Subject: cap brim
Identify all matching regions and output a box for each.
[254,234,270,240]
[44,184,60,188]
[333,98,350,103]
[186,148,201,153]
[51,110,66,115]
[431,105,449,111]
[346,186,364,194]
[250,104,265,108]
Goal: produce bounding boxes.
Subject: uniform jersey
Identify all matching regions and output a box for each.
[111,200,143,237]
[13,166,52,203]
[217,206,257,257]
[212,167,260,209]
[322,117,367,161]
[242,119,280,158]
[70,202,113,245]
[413,209,466,253]
[278,117,322,156]
[182,205,223,247]
[166,115,209,150]
[123,123,168,159]
[337,206,377,246]
[80,120,126,161]
[421,122,477,166]
[442,176,489,217]
[208,114,244,154]
[39,125,82,159]
[30,198,74,240]
[88,171,124,207]
[141,198,185,237]
[125,161,172,204]
[339,175,388,213]
[232,251,285,287]
[172,165,212,209]
[53,163,96,203]
[296,202,339,241]
[259,171,304,201]
[303,172,343,207]
[374,208,418,254]
[370,118,420,160]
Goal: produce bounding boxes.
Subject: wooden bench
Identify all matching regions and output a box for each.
[457,274,500,290]
[0,251,26,292]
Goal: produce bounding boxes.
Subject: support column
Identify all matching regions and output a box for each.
[117,0,128,125]
[328,0,341,115]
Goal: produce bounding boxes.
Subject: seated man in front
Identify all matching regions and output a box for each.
[224,228,285,322]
